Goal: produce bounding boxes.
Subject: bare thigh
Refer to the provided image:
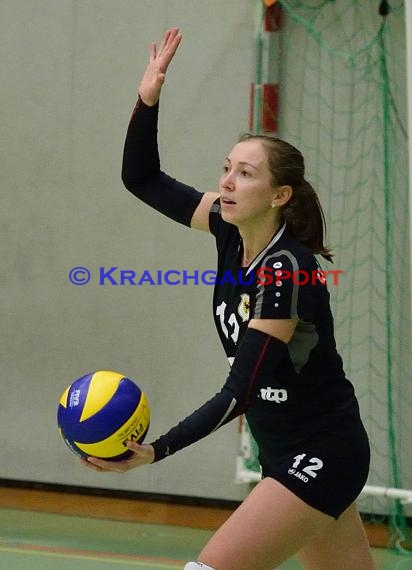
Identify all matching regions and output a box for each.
[297,503,378,570]
[197,477,332,570]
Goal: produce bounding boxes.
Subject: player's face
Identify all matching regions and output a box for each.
[219,139,277,227]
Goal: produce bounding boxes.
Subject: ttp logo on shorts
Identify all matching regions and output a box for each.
[260,387,288,403]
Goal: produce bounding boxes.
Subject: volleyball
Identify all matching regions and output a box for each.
[57,370,150,461]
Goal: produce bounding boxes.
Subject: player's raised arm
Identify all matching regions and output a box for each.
[121,28,218,231]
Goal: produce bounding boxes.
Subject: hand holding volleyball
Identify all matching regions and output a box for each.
[138,27,182,106]
[81,441,155,473]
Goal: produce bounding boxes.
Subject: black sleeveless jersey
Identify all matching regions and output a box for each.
[209,200,361,465]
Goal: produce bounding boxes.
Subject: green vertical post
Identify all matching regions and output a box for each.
[253,1,265,134]
[379,23,406,547]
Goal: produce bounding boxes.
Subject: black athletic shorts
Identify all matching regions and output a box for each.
[259,415,370,519]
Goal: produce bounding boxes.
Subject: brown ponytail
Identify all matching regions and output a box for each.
[239,134,333,261]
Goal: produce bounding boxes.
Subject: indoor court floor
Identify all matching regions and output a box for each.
[1,489,412,570]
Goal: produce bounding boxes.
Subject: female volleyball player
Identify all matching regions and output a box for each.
[83,28,378,570]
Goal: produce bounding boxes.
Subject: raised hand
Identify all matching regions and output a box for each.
[138,27,182,106]
[81,442,155,473]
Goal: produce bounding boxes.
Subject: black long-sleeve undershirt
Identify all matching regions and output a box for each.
[121,98,203,226]
[150,328,287,462]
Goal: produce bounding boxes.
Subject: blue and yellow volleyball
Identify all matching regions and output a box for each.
[57,370,150,461]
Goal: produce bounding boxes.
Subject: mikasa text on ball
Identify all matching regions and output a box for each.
[57,370,150,461]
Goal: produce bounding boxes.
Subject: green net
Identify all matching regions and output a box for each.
[238,0,411,555]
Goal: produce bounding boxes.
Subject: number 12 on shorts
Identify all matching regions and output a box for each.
[290,453,324,479]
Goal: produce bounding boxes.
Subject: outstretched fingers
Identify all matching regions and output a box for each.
[140,28,182,105]
[157,27,182,71]
[149,28,181,66]
[158,27,180,55]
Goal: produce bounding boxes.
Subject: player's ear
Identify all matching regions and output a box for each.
[271,185,292,208]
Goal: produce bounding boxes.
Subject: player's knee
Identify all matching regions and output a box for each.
[184,562,214,570]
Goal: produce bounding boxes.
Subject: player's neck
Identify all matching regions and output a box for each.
[239,220,281,266]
